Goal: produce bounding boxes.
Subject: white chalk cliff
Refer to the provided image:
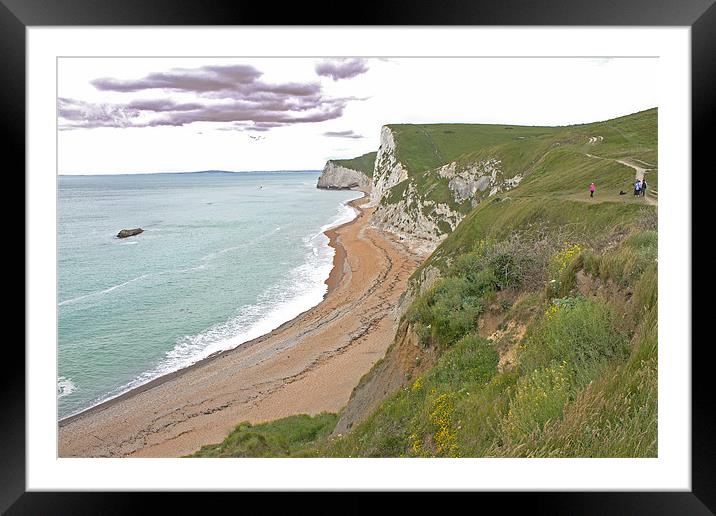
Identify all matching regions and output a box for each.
[317,161,372,192]
[318,125,525,256]
[369,126,409,206]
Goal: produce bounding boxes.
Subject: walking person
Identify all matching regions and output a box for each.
[634,179,641,197]
[641,178,647,197]
[589,182,596,198]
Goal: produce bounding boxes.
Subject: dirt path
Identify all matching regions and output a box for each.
[58,196,421,457]
[614,158,649,181]
[585,153,658,206]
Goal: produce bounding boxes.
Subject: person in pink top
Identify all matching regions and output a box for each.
[589,182,596,198]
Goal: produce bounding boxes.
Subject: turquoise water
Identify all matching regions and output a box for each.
[58,171,361,420]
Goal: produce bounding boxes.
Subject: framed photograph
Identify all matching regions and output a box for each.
[8,0,712,512]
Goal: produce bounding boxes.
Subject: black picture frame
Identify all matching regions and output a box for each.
[6,0,712,512]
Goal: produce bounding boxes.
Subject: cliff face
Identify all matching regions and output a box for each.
[437,158,522,201]
[332,320,437,437]
[369,125,450,255]
[372,181,462,255]
[320,126,527,256]
[369,126,409,205]
[317,161,372,191]
[369,126,523,256]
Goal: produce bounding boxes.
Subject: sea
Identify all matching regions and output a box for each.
[57,171,362,420]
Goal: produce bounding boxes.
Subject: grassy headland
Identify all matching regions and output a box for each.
[190,108,658,458]
[329,151,377,177]
[381,108,657,218]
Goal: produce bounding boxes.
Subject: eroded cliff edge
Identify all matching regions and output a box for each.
[316,152,375,192]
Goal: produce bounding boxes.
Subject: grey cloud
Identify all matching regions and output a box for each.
[126,99,204,112]
[143,103,344,127]
[259,82,322,96]
[252,122,286,129]
[91,65,262,92]
[60,63,362,131]
[315,58,369,81]
[323,130,363,139]
[58,98,140,128]
[59,99,345,130]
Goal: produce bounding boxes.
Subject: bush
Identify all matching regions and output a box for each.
[490,252,525,289]
[501,360,573,441]
[493,303,658,457]
[450,238,537,291]
[408,276,488,347]
[450,248,487,277]
[188,413,338,457]
[584,230,657,287]
[547,242,584,297]
[428,334,499,389]
[429,391,459,456]
[518,297,629,379]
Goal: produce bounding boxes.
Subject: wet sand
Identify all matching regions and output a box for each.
[58,194,421,457]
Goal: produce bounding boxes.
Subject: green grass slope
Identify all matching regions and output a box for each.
[329,151,377,177]
[387,108,656,176]
[189,108,658,458]
[313,219,656,458]
[386,123,558,175]
[188,413,338,457]
[380,108,657,221]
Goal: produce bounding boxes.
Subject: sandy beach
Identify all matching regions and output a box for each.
[58,194,421,457]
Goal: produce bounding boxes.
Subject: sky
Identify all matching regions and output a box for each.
[58,57,658,174]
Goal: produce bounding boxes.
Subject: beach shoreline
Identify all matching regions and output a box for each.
[59,193,365,428]
[59,190,420,457]
[324,195,363,296]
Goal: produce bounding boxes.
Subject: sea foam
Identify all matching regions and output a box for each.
[58,274,150,307]
[57,376,77,398]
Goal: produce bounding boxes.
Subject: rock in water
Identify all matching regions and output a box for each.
[117,228,144,239]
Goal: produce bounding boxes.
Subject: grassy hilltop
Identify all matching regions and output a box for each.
[190,108,658,458]
[329,151,377,177]
[381,108,657,217]
[387,108,656,176]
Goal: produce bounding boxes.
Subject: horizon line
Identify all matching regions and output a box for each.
[58,169,323,176]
